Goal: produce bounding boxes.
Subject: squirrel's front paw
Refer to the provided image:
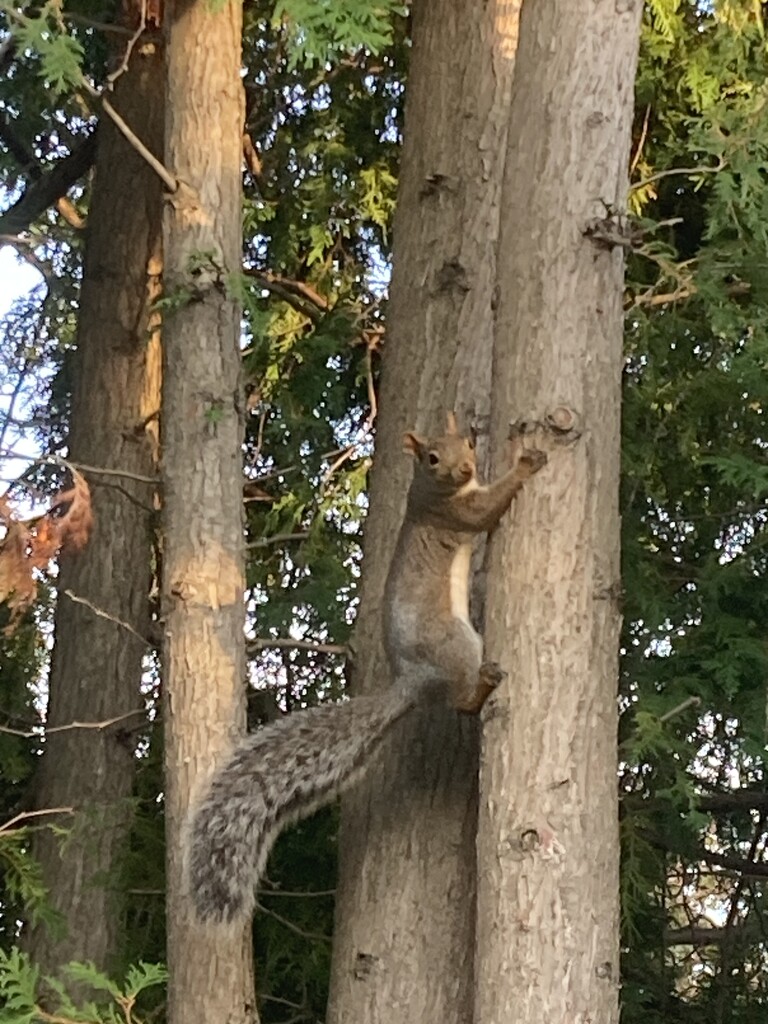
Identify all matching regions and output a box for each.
[518,448,547,476]
[508,427,548,478]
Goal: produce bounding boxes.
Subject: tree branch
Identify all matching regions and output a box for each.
[0,132,98,236]
[247,531,308,549]
[631,157,726,192]
[665,923,760,947]
[627,279,751,310]
[248,638,346,656]
[704,852,768,878]
[699,789,768,814]
[244,268,329,321]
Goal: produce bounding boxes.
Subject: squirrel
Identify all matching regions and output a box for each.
[187,412,546,923]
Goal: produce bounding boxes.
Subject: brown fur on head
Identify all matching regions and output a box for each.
[403,419,476,492]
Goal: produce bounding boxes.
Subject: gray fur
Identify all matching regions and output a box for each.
[188,688,417,923]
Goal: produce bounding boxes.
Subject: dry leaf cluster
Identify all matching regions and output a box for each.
[0,470,93,633]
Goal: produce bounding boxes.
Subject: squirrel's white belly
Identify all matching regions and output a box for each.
[449,543,472,625]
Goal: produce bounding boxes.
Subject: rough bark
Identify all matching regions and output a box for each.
[25,41,163,974]
[326,2,520,1021]
[474,2,643,1022]
[160,0,254,1021]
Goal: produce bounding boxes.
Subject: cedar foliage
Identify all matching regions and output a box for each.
[0,0,767,1022]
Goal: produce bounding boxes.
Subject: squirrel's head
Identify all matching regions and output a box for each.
[403,411,477,494]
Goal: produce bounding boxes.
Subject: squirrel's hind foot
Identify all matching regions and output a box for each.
[455,660,507,715]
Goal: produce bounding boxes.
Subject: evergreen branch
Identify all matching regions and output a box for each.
[0,132,98,236]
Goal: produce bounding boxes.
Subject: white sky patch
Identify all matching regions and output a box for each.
[0,245,44,316]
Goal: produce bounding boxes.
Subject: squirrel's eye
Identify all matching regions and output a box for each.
[428,451,440,466]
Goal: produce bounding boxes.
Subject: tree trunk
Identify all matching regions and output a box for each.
[326,2,520,1021]
[160,1,253,1021]
[474,2,642,1022]
[25,36,163,975]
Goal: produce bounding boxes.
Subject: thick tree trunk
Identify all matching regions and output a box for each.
[326,2,520,1021]
[475,2,643,1022]
[160,1,253,1021]
[25,39,162,974]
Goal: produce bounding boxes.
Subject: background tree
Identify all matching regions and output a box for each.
[0,0,163,980]
[620,3,768,1020]
[23,24,163,978]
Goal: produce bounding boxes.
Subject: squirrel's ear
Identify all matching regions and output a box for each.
[446,411,458,435]
[403,431,425,456]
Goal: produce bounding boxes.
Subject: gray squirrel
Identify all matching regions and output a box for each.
[187,413,546,923]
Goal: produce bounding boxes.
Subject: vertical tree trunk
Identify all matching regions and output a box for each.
[327,2,520,1021]
[160,1,253,1021]
[25,36,163,975]
[475,2,642,1022]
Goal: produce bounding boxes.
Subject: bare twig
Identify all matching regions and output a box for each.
[258,886,336,898]
[62,589,152,647]
[102,95,177,191]
[0,807,74,832]
[245,269,329,322]
[255,901,332,943]
[71,461,157,485]
[64,12,137,35]
[631,157,725,193]
[247,531,309,549]
[75,80,177,193]
[0,708,147,739]
[628,279,750,310]
[106,0,147,86]
[364,346,377,432]
[629,104,650,177]
[659,695,701,723]
[320,443,358,489]
[0,449,158,486]
[0,356,32,455]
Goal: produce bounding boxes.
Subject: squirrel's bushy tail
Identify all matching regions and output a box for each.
[187,689,415,924]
